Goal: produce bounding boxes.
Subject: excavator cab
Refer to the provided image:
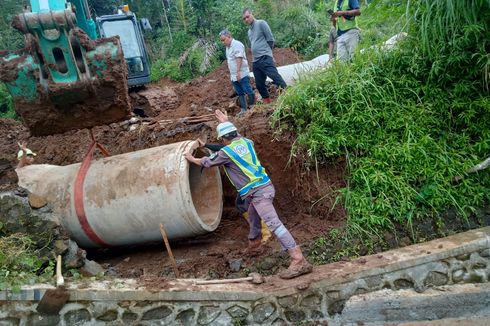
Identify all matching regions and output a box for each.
[96,6,151,87]
[0,0,131,136]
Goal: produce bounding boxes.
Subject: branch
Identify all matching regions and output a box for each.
[453,155,490,182]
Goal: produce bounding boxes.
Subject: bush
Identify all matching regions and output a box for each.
[271,3,326,58]
[0,83,16,119]
[273,0,490,234]
[0,234,55,291]
[152,58,190,82]
[151,44,220,82]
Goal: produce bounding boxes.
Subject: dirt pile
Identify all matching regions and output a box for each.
[152,48,301,121]
[0,48,346,280]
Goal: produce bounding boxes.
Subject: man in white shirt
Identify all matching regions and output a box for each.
[219,30,255,116]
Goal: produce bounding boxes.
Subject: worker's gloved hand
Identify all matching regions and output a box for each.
[183,152,194,161]
[215,109,229,123]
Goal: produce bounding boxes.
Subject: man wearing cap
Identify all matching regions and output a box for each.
[219,29,255,116]
[197,139,272,244]
[16,142,36,169]
[184,110,312,279]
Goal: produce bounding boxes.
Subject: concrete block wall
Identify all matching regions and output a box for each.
[1,227,489,325]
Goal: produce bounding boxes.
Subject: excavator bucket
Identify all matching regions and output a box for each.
[0,4,130,136]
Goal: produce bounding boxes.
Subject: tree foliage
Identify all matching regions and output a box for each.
[0,0,28,50]
[1,0,399,82]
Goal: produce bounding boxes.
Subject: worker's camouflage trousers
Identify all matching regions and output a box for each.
[245,183,297,250]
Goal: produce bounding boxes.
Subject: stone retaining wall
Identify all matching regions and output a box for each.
[1,227,489,325]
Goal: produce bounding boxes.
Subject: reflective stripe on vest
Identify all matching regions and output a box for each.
[334,0,358,33]
[222,138,270,196]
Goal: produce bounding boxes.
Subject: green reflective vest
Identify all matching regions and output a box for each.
[333,0,358,33]
[221,138,270,196]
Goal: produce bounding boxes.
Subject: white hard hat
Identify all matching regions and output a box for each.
[17,148,36,160]
[216,121,237,139]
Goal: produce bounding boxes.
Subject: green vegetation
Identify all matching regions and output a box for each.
[145,0,406,81]
[0,234,55,292]
[0,0,27,50]
[133,0,351,81]
[0,196,61,291]
[0,0,25,120]
[0,83,16,119]
[274,0,490,237]
[359,1,409,44]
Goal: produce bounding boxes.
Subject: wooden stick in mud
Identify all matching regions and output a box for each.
[159,223,180,278]
[56,255,64,286]
[158,113,216,125]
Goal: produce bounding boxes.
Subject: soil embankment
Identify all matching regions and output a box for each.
[0,48,347,280]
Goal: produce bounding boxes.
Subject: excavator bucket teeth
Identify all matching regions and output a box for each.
[0,37,130,136]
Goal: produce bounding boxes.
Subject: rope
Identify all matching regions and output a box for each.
[74,129,110,247]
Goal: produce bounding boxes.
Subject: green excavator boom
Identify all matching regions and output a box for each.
[0,0,130,136]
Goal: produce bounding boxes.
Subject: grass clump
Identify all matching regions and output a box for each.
[273,0,490,236]
[0,234,55,292]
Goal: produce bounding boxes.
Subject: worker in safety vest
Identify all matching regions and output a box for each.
[332,0,361,62]
[184,110,312,279]
[198,139,272,243]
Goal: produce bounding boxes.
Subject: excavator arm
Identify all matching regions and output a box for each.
[0,0,130,136]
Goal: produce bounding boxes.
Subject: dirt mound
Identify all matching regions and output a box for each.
[152,48,302,121]
[0,48,346,280]
[0,119,27,190]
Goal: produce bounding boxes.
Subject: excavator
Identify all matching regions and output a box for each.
[0,0,151,136]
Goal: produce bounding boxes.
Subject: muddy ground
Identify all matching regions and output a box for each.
[0,48,347,281]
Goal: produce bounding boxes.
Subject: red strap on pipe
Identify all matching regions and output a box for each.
[74,130,110,247]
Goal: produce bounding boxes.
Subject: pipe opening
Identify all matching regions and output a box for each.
[188,149,222,227]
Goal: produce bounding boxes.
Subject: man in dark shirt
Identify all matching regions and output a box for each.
[242,8,287,104]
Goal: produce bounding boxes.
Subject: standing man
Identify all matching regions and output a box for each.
[219,29,255,116]
[184,110,312,279]
[242,8,287,104]
[333,0,361,62]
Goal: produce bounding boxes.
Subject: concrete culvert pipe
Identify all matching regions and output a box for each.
[16,141,223,248]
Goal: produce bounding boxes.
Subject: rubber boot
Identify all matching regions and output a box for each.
[237,95,247,117]
[242,212,272,243]
[279,246,313,279]
[247,93,256,107]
